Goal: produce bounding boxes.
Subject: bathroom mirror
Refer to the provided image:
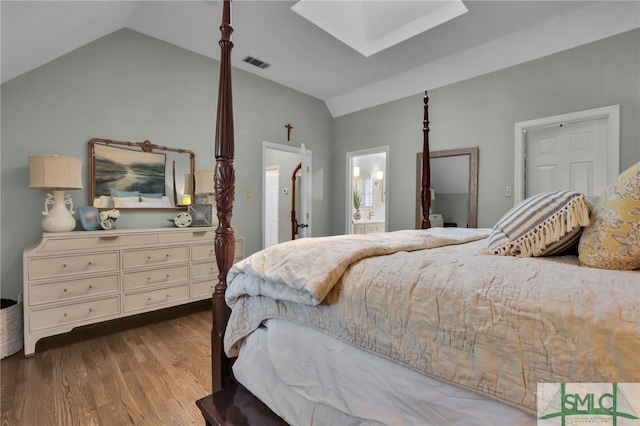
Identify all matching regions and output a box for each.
[415,147,478,228]
[88,138,195,210]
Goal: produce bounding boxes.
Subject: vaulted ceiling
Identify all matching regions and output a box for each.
[2,1,638,117]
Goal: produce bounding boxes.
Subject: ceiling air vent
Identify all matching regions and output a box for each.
[243,56,270,70]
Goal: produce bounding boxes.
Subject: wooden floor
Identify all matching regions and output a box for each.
[1,301,212,426]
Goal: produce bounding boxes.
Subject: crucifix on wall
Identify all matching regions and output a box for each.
[285,123,294,141]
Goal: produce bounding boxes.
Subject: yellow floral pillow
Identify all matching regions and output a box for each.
[578,162,640,270]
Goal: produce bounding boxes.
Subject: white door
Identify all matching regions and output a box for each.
[525,117,608,197]
[299,143,312,238]
[264,166,279,248]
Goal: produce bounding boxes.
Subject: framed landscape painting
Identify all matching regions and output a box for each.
[92,143,166,197]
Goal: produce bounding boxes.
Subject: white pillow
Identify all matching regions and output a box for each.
[112,196,140,207]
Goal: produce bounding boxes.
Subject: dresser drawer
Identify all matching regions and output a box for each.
[29,252,119,280]
[29,274,119,306]
[123,284,189,313]
[191,280,215,299]
[123,264,189,291]
[192,244,216,261]
[39,233,158,252]
[123,246,189,269]
[192,261,218,280]
[192,240,244,261]
[29,296,120,331]
[159,229,215,243]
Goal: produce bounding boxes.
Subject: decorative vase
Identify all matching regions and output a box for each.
[353,210,361,220]
[100,218,116,230]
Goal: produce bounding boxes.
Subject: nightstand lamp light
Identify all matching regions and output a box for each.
[195,170,215,205]
[182,173,193,205]
[29,155,83,232]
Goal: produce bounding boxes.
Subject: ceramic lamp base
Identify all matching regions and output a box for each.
[41,190,76,232]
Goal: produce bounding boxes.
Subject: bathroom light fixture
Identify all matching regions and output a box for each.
[374,170,384,185]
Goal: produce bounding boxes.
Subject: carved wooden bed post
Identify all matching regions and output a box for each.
[212,0,235,393]
[421,91,432,229]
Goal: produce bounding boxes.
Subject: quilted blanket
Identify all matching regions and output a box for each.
[224,228,640,414]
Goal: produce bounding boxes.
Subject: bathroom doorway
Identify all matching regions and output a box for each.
[345,146,389,234]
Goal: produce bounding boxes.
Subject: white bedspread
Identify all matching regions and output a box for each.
[225,228,640,414]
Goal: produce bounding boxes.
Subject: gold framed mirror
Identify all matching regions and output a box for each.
[88,138,195,211]
[416,147,478,228]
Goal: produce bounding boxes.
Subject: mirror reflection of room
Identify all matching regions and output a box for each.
[430,155,470,228]
[351,152,386,234]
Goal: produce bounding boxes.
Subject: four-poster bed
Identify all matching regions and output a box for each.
[197,1,640,424]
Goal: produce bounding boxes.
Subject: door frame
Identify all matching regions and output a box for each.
[264,165,279,248]
[514,105,619,203]
[262,141,312,248]
[345,146,390,234]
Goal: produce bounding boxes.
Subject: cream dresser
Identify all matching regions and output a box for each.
[22,227,243,356]
[352,222,385,234]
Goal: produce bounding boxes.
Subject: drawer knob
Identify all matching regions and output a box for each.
[63,288,67,292]
[166,274,170,279]
[88,285,93,289]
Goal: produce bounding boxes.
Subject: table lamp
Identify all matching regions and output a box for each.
[29,155,83,232]
[195,170,215,205]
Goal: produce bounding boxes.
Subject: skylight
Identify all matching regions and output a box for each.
[291,0,468,57]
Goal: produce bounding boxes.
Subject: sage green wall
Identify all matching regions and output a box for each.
[3,27,639,299]
[332,28,640,235]
[1,29,333,299]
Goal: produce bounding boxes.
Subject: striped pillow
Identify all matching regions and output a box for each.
[481,190,591,257]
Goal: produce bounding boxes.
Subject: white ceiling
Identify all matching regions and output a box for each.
[2,1,639,117]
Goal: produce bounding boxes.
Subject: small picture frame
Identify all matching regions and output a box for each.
[188,204,213,227]
[77,206,101,231]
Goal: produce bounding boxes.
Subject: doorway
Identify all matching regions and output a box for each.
[262,141,312,248]
[346,146,389,234]
[514,105,619,203]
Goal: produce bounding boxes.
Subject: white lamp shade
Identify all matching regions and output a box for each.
[195,170,215,195]
[29,155,83,189]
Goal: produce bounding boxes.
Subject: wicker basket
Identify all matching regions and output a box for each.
[1,295,23,359]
